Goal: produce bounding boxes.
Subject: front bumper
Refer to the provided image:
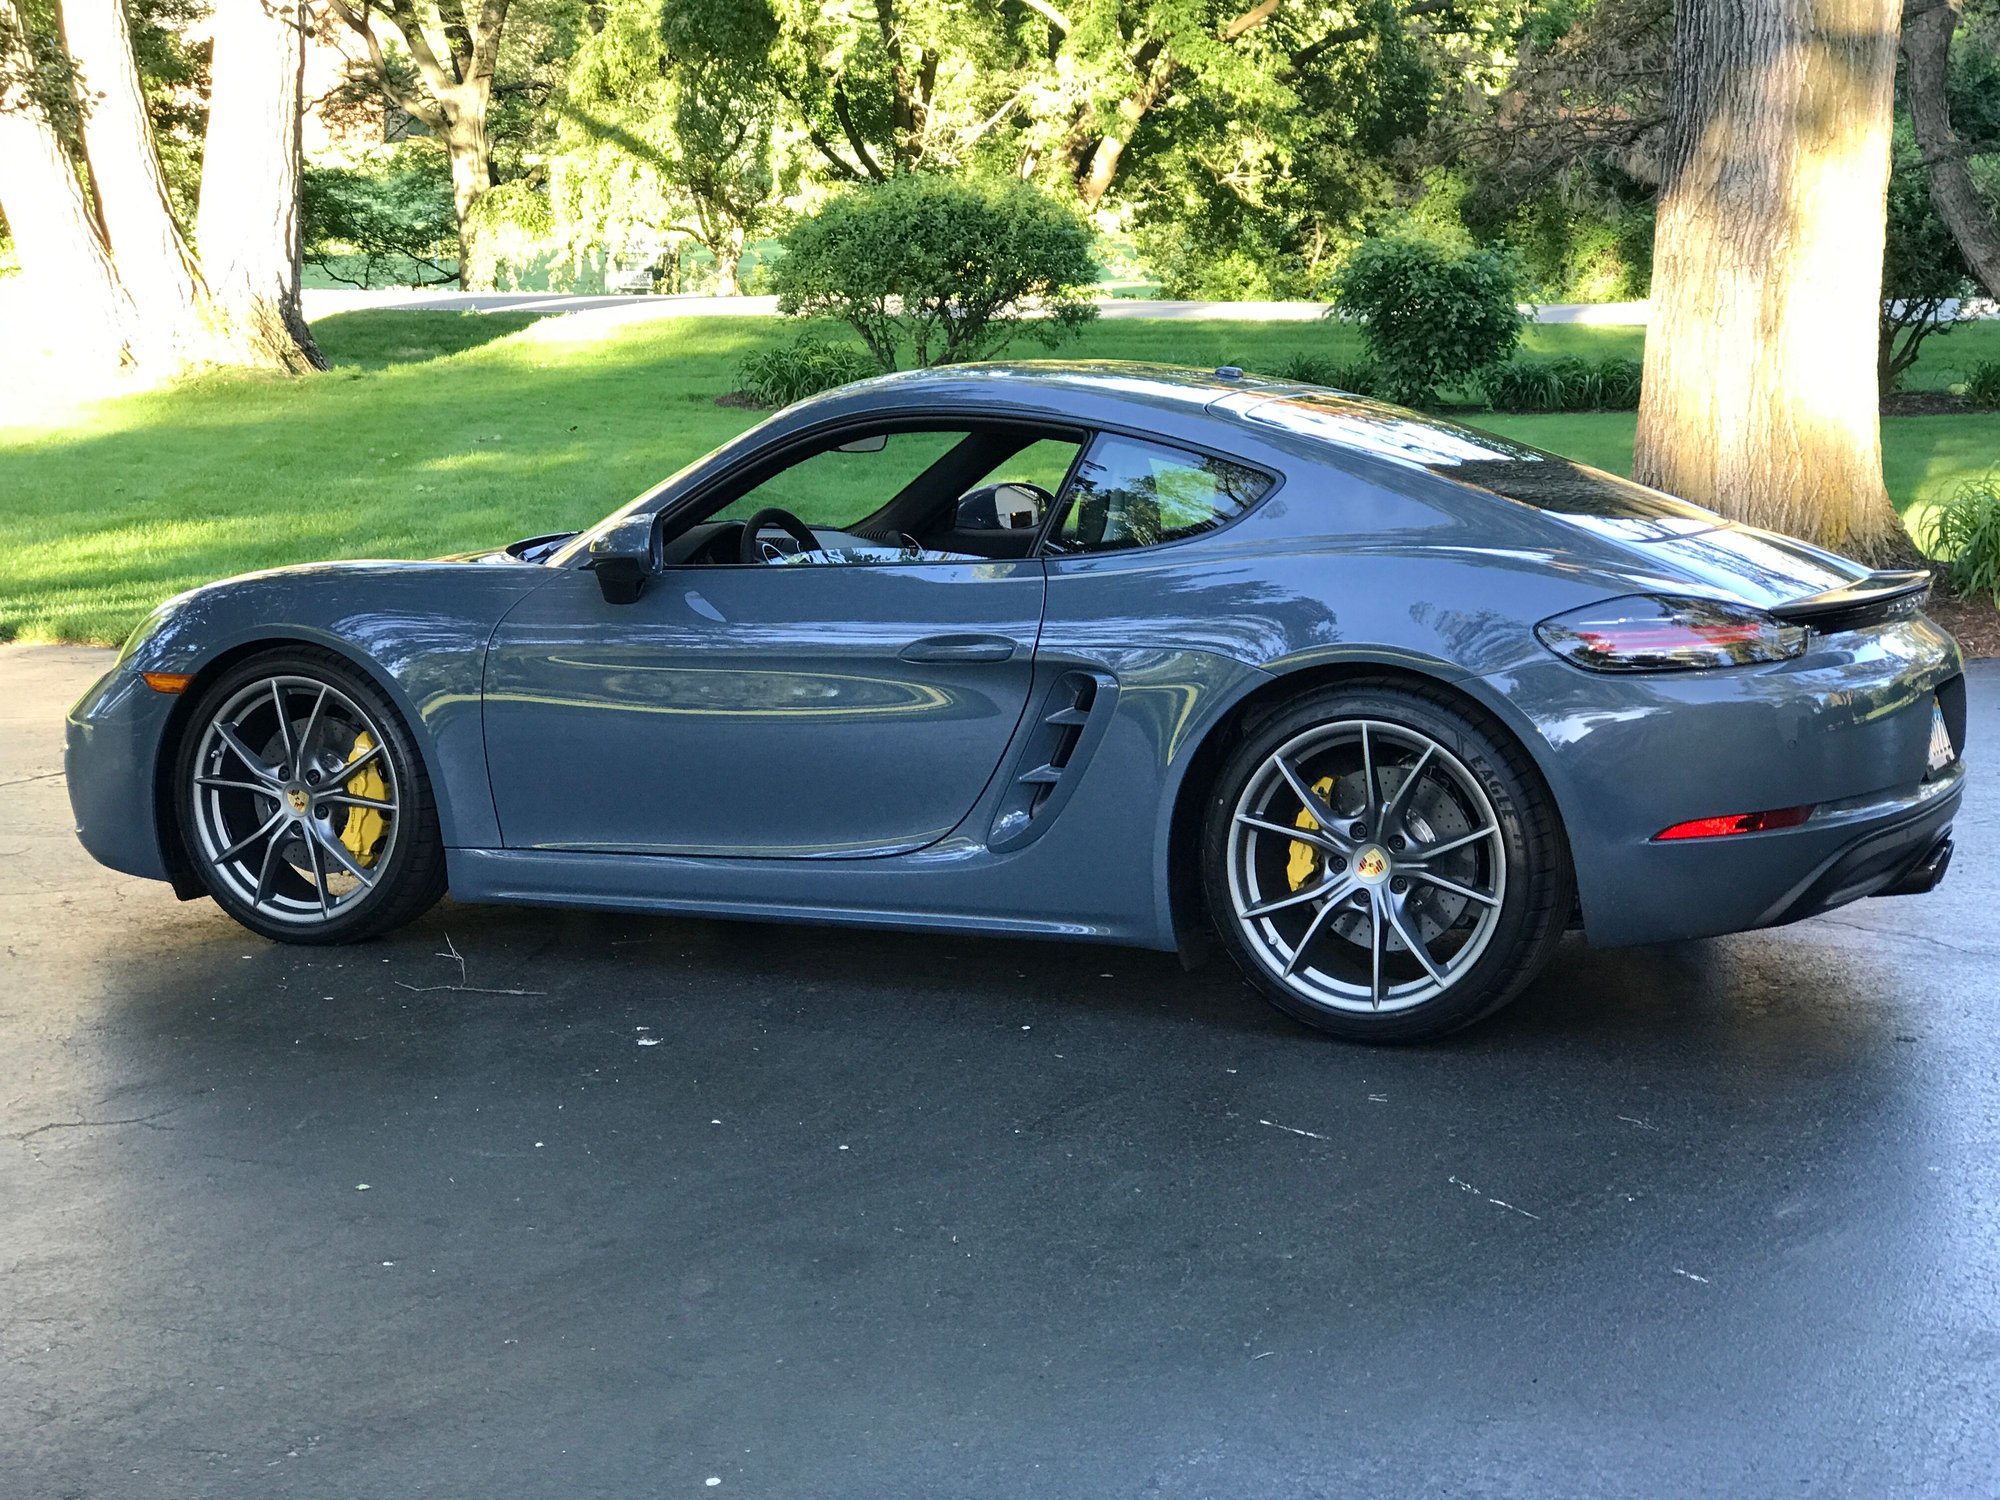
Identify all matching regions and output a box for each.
[65,663,181,884]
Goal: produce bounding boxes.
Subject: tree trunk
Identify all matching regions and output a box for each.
[59,0,208,368]
[1903,0,2000,300]
[196,0,326,371]
[1634,0,1904,559]
[0,0,137,368]
[446,120,494,288]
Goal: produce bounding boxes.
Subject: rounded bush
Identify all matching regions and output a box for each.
[770,175,1099,370]
[1327,234,1528,406]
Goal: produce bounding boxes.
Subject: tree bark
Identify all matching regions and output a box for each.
[197,0,326,371]
[1633,0,1905,558]
[0,0,137,368]
[445,118,494,285]
[58,0,208,367]
[1902,0,2000,300]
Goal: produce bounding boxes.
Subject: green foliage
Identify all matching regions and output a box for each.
[735,335,878,407]
[1327,233,1528,405]
[1881,124,1977,391]
[1483,354,1643,412]
[1926,479,2000,603]
[771,175,1098,370]
[302,155,459,287]
[1272,352,1384,397]
[1964,361,2000,407]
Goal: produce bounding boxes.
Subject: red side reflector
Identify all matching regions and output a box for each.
[141,671,193,694]
[1655,805,1814,841]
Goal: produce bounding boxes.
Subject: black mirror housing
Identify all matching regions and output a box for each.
[589,554,651,605]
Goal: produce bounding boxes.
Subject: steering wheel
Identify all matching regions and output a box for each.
[737,506,823,565]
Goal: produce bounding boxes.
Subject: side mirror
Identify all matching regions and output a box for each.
[588,553,651,605]
[956,482,1045,532]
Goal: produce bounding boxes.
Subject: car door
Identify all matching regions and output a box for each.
[481,431,1053,858]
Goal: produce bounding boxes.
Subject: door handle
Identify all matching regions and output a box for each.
[899,634,1018,664]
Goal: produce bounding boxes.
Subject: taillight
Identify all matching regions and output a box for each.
[1655,805,1814,841]
[1536,595,1808,672]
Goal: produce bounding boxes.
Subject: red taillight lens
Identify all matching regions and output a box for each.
[1655,805,1814,841]
[1537,596,1808,672]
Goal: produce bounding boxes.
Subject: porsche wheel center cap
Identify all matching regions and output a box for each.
[285,784,310,815]
[1353,845,1392,885]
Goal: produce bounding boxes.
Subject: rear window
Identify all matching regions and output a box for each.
[1240,393,1717,523]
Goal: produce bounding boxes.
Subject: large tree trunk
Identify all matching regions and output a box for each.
[59,0,208,368]
[1903,0,2000,300]
[0,0,136,368]
[1634,0,1904,559]
[445,119,494,288]
[196,0,325,371]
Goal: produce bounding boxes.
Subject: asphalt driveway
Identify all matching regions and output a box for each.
[5,645,1997,1498]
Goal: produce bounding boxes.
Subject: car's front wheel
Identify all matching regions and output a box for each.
[1202,681,1572,1043]
[174,647,446,944]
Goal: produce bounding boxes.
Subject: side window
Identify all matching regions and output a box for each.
[1045,435,1271,555]
[714,430,965,529]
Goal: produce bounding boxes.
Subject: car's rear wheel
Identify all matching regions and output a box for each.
[1202,682,1571,1043]
[174,648,445,944]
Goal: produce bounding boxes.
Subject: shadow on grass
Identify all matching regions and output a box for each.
[314,310,555,370]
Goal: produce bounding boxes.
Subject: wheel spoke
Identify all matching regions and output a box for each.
[217,807,286,864]
[253,831,284,905]
[310,821,377,888]
[337,742,385,786]
[1358,723,1379,819]
[1272,758,1348,845]
[214,722,279,783]
[1408,869,1500,908]
[1368,887,1387,1007]
[302,831,332,915]
[1413,824,1499,861]
[1381,742,1436,837]
[1237,810,1342,852]
[297,684,330,769]
[1281,878,1361,978]
[198,775,277,796]
[1242,876,1346,920]
[269,681,296,770]
[316,791,394,813]
[1383,892,1447,984]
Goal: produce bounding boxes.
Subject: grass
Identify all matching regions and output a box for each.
[5,310,2000,645]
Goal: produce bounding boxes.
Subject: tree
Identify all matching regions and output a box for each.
[197,0,324,370]
[0,0,320,373]
[323,0,514,280]
[771,175,1098,369]
[1902,0,2000,299]
[1633,0,1905,557]
[1880,124,1976,390]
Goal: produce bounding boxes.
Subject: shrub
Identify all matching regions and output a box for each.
[1481,355,1643,412]
[302,157,458,287]
[735,336,878,407]
[1927,479,2000,604]
[1963,360,2000,407]
[1326,234,1528,406]
[771,175,1099,370]
[1275,352,1385,397]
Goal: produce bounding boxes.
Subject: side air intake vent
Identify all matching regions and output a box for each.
[988,671,1118,852]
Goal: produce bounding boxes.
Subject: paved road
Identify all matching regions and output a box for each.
[5,645,1998,1498]
[298,288,1656,325]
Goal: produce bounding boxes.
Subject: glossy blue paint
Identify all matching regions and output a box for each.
[66,362,1966,955]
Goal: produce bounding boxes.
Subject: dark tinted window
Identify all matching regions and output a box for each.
[1045,435,1271,555]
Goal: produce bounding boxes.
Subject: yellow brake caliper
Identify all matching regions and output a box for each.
[1287,775,1338,890]
[339,731,390,868]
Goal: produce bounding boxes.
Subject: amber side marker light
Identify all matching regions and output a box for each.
[1655,805,1814,841]
[141,672,193,694]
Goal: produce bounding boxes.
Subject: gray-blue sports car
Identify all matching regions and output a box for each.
[66,363,1967,1040]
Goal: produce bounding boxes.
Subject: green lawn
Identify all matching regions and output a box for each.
[4,310,1999,645]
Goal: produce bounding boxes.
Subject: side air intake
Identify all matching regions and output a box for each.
[987,671,1118,851]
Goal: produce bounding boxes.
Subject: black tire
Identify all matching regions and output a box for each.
[1201,680,1572,1043]
[173,646,447,945]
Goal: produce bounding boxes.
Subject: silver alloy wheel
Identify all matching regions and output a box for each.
[187,675,400,926]
[1224,719,1506,1014]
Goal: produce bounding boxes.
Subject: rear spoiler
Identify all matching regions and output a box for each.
[1766,570,1932,631]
